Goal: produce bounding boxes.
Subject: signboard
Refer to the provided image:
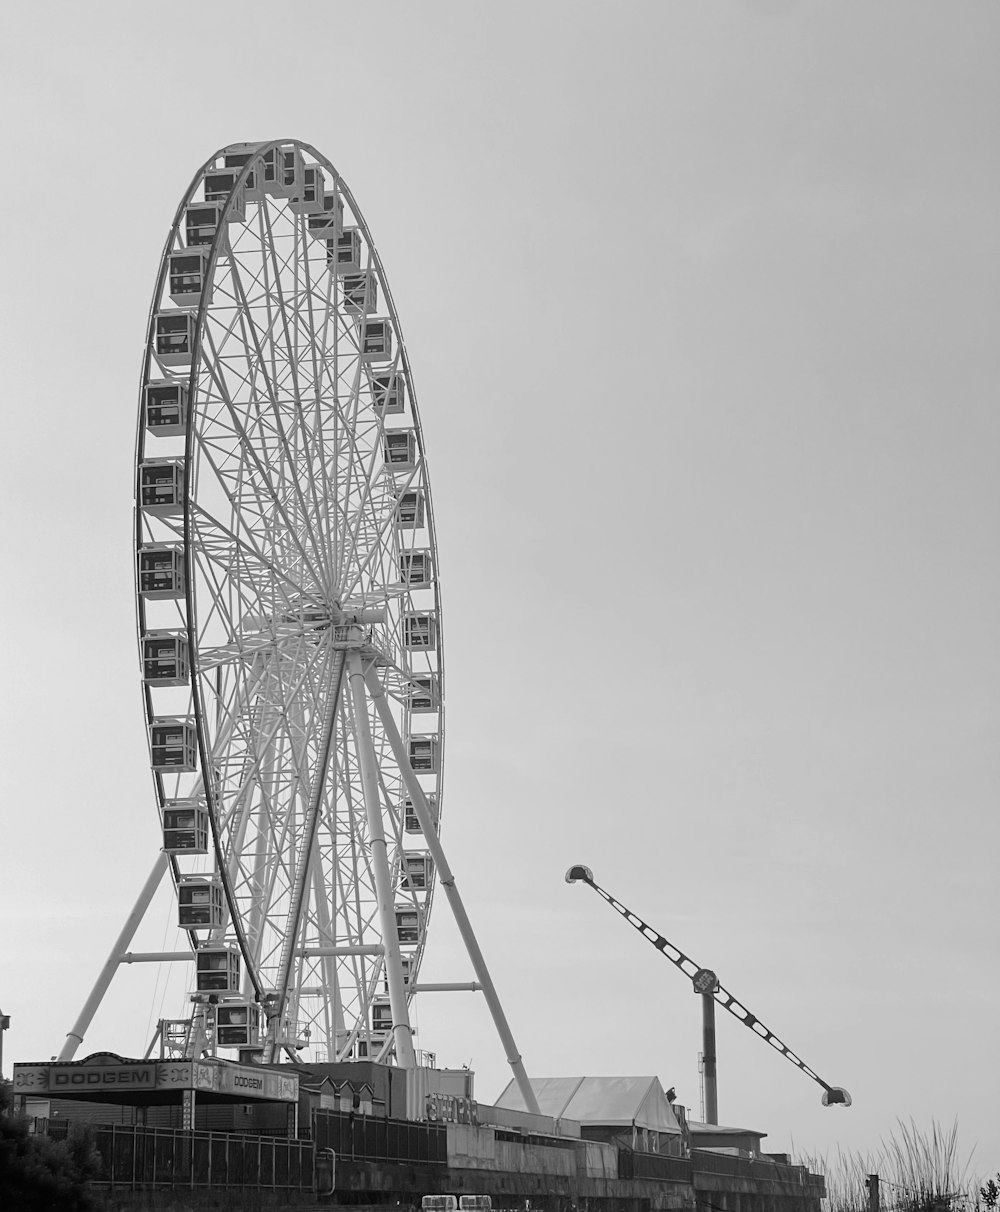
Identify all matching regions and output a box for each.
[13,1053,298,1103]
[425,1092,477,1124]
[51,1064,156,1092]
[13,1059,155,1093]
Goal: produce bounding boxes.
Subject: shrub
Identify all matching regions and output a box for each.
[0,1084,102,1211]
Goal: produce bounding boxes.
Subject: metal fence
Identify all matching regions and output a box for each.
[619,1150,694,1183]
[691,1149,825,1196]
[619,1148,824,1195]
[83,1124,314,1190]
[313,1107,447,1165]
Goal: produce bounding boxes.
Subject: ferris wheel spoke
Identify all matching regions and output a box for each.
[298,254,337,588]
[187,539,273,659]
[330,358,371,588]
[200,324,330,595]
[195,373,319,595]
[210,644,342,951]
[339,462,421,606]
[338,455,394,598]
[189,501,314,617]
[218,267,330,592]
[253,202,331,585]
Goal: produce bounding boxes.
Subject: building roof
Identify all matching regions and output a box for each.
[494,1076,682,1134]
[689,1120,766,1138]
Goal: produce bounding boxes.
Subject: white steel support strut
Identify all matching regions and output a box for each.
[59,853,170,1060]
[364,665,541,1115]
[264,651,348,1063]
[347,651,417,1070]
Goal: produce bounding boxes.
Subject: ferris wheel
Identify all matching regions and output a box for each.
[58,140,538,1109]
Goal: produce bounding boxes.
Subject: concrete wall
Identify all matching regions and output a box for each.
[576,1140,619,1179]
[475,1101,581,1139]
[446,1123,578,1178]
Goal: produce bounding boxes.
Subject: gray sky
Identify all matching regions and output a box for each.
[1,0,997,1165]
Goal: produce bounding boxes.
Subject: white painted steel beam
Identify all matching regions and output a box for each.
[348,651,417,1070]
[58,853,169,1061]
[297,945,384,957]
[364,665,541,1115]
[121,952,191,963]
[410,982,482,993]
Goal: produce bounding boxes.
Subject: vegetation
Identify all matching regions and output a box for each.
[0,1085,102,1211]
[798,1119,985,1212]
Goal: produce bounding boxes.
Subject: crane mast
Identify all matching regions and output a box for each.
[566,865,851,1122]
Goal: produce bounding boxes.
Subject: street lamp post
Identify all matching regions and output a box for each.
[0,1010,10,1082]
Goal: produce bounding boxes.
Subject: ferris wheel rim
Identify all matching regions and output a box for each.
[135,140,445,1060]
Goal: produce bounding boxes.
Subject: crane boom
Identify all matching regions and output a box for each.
[566,864,851,1108]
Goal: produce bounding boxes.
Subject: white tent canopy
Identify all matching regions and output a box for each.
[494,1075,682,1135]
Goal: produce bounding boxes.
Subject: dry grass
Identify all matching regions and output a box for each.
[796,1119,982,1212]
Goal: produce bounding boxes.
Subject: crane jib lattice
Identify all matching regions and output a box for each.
[565,864,851,1107]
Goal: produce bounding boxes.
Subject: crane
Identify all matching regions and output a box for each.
[565,864,851,1124]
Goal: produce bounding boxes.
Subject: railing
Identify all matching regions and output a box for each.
[80,1124,313,1189]
[691,1149,826,1195]
[692,1150,747,1177]
[312,1107,447,1165]
[619,1149,694,1183]
[619,1147,824,1195]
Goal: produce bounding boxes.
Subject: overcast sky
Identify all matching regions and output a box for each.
[1,0,997,1169]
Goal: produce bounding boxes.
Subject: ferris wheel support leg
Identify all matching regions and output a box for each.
[58,852,169,1061]
[364,667,542,1116]
[348,652,418,1070]
[311,864,345,1040]
[264,654,347,1063]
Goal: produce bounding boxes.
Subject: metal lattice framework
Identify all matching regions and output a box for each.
[136,140,443,1063]
[58,142,540,1114]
